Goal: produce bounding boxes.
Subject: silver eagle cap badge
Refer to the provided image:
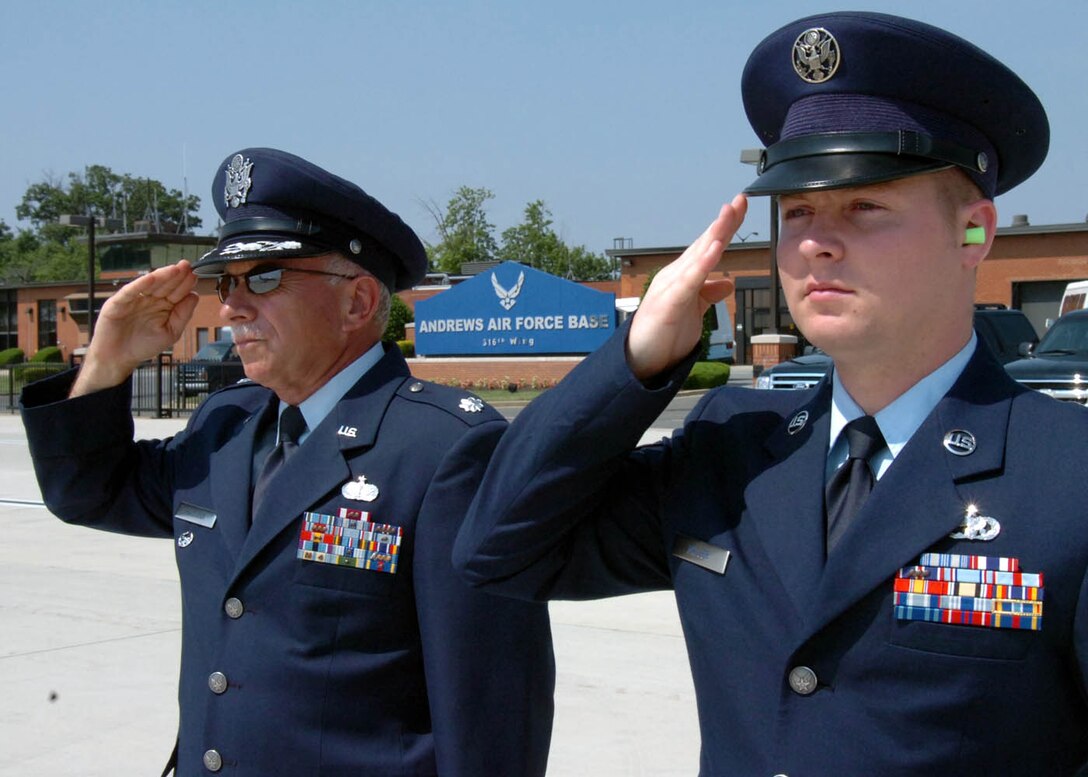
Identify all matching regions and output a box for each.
[224,153,254,209]
[792,27,840,84]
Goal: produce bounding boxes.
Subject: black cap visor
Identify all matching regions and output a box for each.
[744,152,951,196]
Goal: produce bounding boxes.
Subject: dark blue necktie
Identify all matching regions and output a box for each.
[826,415,886,552]
[251,405,306,519]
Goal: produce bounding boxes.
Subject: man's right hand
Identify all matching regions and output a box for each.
[70,260,200,398]
[626,194,748,381]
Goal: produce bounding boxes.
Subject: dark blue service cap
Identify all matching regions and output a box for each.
[193,148,426,291]
[741,12,1049,198]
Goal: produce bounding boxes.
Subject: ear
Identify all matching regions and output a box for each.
[342,274,382,334]
[959,198,998,270]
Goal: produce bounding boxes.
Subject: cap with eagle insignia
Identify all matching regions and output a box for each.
[193,147,427,291]
[741,12,1049,198]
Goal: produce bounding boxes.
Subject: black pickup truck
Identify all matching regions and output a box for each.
[177,340,247,397]
[1004,308,1088,405]
[755,306,1039,390]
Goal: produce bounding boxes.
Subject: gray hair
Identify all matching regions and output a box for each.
[325,254,391,333]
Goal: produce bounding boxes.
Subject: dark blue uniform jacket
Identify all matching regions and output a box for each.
[22,346,554,777]
[455,326,1088,776]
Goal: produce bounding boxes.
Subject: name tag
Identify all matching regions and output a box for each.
[174,502,217,528]
[672,534,731,575]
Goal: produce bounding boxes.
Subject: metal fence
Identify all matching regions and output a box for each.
[1,353,217,416]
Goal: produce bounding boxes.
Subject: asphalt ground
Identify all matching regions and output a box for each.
[0,374,755,776]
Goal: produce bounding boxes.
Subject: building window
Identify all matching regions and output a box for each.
[38,300,57,350]
[0,290,15,350]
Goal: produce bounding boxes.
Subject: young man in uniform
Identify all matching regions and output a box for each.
[455,13,1088,775]
[22,148,554,776]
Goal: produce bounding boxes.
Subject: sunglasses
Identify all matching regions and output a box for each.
[216,266,359,303]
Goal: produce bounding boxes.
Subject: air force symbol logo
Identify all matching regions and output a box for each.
[224,153,254,209]
[492,271,525,311]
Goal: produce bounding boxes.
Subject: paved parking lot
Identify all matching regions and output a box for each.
[0,410,701,776]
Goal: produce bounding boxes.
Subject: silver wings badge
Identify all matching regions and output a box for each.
[491,271,525,311]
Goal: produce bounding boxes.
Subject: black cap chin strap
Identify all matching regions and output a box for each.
[218,216,325,239]
[760,130,989,177]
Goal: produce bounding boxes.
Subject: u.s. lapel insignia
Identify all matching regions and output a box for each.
[950,503,1001,541]
[943,429,977,456]
[459,396,484,413]
[177,531,195,548]
[787,410,809,435]
[342,475,380,502]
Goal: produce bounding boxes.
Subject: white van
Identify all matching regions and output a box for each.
[1059,280,1088,317]
[614,297,734,362]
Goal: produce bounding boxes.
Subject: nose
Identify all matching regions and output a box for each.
[797,215,845,265]
[219,281,256,322]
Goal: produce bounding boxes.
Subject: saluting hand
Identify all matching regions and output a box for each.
[71,260,200,397]
[626,194,748,381]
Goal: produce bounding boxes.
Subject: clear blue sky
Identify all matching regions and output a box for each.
[2,0,1085,255]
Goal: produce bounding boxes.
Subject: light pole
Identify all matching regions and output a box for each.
[58,214,122,338]
[739,149,779,334]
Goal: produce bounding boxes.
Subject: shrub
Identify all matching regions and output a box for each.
[29,346,63,363]
[396,340,415,358]
[682,361,731,390]
[0,347,25,365]
[384,295,414,342]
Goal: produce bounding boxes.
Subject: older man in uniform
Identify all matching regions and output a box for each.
[455,12,1088,775]
[21,148,554,776]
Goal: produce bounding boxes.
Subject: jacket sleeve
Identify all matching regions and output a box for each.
[452,323,694,601]
[414,417,555,777]
[20,369,177,538]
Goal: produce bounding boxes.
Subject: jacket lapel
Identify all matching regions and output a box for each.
[230,347,409,581]
[746,381,833,619]
[806,348,1015,636]
[209,393,276,558]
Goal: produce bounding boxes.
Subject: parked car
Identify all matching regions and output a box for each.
[177,339,246,397]
[755,305,1039,389]
[1004,308,1088,405]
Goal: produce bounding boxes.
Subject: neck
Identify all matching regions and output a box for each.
[274,339,378,406]
[832,329,972,415]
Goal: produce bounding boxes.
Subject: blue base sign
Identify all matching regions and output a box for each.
[415,262,616,356]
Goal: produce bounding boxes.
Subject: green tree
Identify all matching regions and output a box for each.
[500,200,612,280]
[499,200,562,270]
[423,187,498,274]
[17,165,202,238]
[0,228,87,283]
[384,295,415,342]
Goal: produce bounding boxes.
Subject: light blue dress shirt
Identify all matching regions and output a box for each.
[274,341,386,445]
[827,333,978,483]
